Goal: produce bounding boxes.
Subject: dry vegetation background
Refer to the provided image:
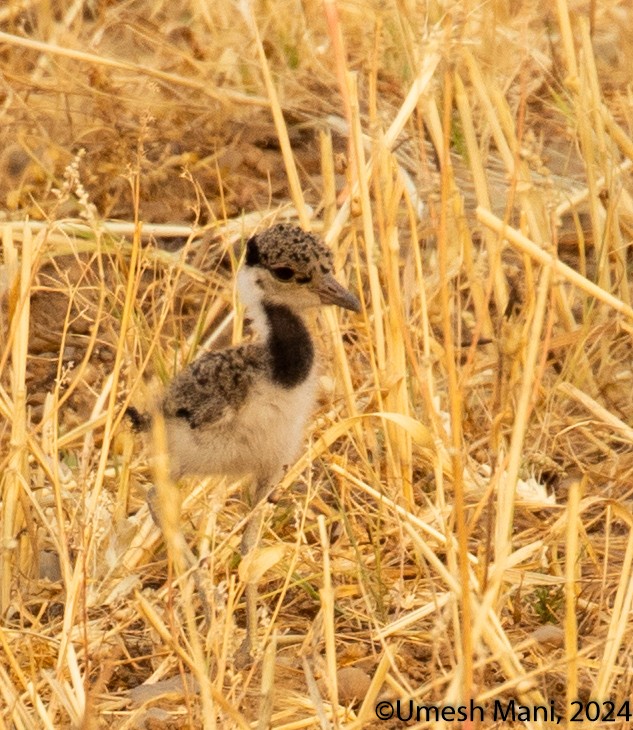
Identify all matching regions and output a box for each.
[1,0,633,728]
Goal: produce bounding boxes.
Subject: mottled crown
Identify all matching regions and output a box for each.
[245,224,334,275]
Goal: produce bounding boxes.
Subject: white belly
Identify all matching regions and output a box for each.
[165,371,317,485]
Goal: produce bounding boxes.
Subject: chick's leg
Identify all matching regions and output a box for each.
[236,478,271,667]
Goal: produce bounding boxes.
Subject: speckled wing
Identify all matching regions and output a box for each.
[162,344,268,430]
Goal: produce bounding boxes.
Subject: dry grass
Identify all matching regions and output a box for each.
[2,0,633,727]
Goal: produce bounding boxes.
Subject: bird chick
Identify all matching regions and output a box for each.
[128,223,360,663]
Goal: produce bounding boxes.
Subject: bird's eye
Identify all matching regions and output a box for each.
[271,266,295,281]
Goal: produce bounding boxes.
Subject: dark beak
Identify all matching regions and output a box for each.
[315,273,361,312]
